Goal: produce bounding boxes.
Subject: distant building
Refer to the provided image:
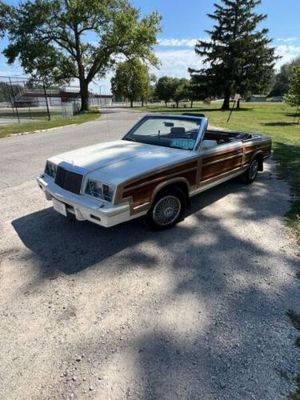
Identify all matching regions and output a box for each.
[13,88,112,108]
[250,95,267,102]
[270,96,284,102]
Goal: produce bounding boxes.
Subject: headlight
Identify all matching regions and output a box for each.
[85,180,114,202]
[45,161,57,179]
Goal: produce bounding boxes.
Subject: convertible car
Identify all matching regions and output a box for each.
[37,114,272,229]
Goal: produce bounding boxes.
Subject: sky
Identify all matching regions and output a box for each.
[1,0,300,94]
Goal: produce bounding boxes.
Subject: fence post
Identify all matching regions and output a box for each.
[43,80,51,121]
[9,77,20,123]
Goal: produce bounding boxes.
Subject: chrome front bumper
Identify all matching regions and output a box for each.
[37,175,133,228]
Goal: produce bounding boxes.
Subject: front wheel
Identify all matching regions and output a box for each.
[243,157,259,184]
[144,188,186,230]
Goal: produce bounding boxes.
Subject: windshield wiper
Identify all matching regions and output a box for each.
[124,137,136,142]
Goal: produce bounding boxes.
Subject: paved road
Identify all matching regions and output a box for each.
[0,110,299,400]
[0,109,143,189]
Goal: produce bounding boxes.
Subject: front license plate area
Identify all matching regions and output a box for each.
[53,198,67,217]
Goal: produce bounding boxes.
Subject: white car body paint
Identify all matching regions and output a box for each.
[48,140,196,186]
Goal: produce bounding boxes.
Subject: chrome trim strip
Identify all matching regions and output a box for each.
[193,117,208,151]
[133,202,151,211]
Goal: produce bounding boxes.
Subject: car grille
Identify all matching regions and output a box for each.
[55,166,83,195]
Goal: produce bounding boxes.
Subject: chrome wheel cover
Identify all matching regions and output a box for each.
[249,159,259,180]
[152,195,181,226]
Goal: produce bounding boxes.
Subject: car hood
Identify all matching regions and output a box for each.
[50,140,196,185]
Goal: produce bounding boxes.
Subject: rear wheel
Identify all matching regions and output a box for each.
[243,157,259,184]
[145,188,186,229]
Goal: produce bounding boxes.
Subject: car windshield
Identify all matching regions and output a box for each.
[123,116,201,150]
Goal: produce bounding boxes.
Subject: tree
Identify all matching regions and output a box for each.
[286,67,300,124]
[147,74,158,103]
[191,0,277,110]
[155,76,177,106]
[4,0,161,111]
[0,1,10,37]
[186,74,211,107]
[111,59,150,107]
[269,57,300,97]
[173,78,189,108]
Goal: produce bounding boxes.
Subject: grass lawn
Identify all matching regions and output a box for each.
[139,102,300,238]
[0,110,100,139]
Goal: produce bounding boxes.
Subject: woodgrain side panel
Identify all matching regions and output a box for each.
[115,138,271,216]
[118,160,199,213]
[123,161,198,190]
[201,148,243,182]
[243,142,272,163]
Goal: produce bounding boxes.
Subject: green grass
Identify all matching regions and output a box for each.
[139,102,300,238]
[0,110,100,139]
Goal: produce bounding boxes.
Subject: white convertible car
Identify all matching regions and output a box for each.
[37,114,271,229]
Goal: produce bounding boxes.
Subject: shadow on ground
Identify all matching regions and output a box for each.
[12,177,279,277]
[263,122,299,127]
[11,168,300,399]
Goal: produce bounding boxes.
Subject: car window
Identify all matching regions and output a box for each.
[124,117,201,150]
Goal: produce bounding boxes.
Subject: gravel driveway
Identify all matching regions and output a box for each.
[0,109,299,400]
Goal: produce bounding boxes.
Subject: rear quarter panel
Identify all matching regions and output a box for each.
[243,136,272,166]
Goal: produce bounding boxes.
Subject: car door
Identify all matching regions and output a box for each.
[198,140,244,186]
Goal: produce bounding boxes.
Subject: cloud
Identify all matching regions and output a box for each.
[158,38,199,47]
[151,49,202,78]
[150,42,300,79]
[1,37,299,94]
[275,44,300,68]
[276,37,298,43]
[98,41,300,92]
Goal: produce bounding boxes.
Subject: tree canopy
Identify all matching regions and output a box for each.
[173,78,189,107]
[269,57,300,98]
[285,66,300,123]
[4,0,161,111]
[155,76,202,107]
[155,77,177,106]
[191,0,277,110]
[0,1,10,37]
[111,58,151,107]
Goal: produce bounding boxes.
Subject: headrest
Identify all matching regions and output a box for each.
[170,127,186,137]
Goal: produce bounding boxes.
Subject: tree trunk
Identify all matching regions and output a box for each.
[191,100,193,108]
[236,98,241,110]
[176,101,179,108]
[221,91,231,110]
[80,80,89,112]
[141,99,144,107]
[130,100,133,108]
[165,101,167,107]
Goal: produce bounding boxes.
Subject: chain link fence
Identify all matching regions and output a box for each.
[0,76,77,126]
